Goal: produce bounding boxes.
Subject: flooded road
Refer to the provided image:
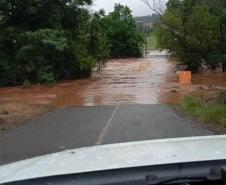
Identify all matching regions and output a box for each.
[1,50,226,133]
[1,51,226,108]
[65,54,175,106]
[0,51,176,108]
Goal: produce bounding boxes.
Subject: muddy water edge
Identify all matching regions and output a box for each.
[1,52,226,134]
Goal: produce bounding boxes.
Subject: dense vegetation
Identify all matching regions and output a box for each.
[102,4,144,58]
[155,0,226,72]
[0,1,143,86]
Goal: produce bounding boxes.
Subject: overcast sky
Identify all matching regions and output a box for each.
[92,0,156,16]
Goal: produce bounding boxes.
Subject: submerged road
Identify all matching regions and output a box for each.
[0,52,217,165]
[0,104,212,165]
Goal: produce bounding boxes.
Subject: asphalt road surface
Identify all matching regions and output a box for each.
[0,104,213,165]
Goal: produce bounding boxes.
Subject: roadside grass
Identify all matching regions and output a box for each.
[180,91,226,128]
[146,33,157,50]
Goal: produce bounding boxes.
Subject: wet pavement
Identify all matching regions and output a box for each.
[0,104,212,165]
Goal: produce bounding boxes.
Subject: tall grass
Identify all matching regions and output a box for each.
[180,91,226,128]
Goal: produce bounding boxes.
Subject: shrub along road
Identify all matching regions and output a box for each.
[0,104,212,165]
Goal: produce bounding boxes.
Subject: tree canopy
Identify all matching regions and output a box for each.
[0,1,143,86]
[155,0,226,72]
[103,4,144,58]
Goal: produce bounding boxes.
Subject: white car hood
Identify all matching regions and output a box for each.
[1,135,226,184]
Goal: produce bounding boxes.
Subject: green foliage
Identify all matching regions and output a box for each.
[89,11,110,61]
[155,0,226,72]
[0,0,95,86]
[180,92,226,127]
[0,1,143,86]
[38,70,56,85]
[16,29,69,83]
[103,4,144,58]
[22,79,32,89]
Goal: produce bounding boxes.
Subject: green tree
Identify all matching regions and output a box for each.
[155,0,226,72]
[0,0,94,86]
[89,10,110,68]
[0,1,144,86]
[103,4,144,58]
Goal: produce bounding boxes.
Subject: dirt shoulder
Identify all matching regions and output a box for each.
[0,103,54,135]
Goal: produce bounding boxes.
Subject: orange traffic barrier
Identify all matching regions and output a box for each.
[179,71,192,85]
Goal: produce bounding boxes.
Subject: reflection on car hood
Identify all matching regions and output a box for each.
[1,135,226,184]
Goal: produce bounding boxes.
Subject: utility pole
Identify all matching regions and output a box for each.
[143,23,148,57]
[145,23,148,57]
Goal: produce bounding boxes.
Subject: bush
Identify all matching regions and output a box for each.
[22,79,32,89]
[0,1,143,86]
[0,29,95,85]
[38,70,56,85]
[155,1,225,72]
[0,0,95,86]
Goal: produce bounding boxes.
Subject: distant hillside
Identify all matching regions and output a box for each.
[134,14,159,33]
[134,14,159,23]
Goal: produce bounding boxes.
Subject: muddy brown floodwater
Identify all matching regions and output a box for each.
[1,50,226,133]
